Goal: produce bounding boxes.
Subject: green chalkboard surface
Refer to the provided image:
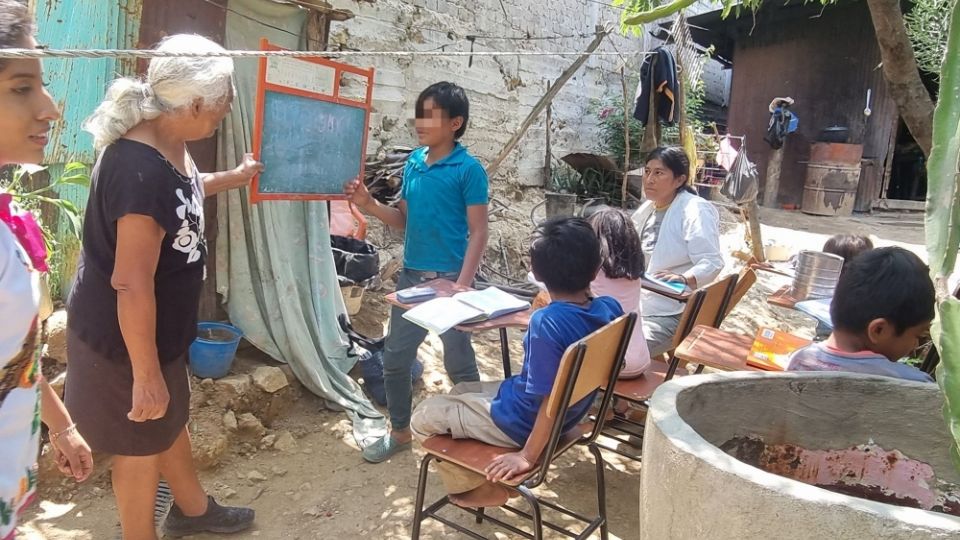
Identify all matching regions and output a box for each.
[257,90,366,196]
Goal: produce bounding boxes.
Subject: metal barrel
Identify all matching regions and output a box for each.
[792,250,845,299]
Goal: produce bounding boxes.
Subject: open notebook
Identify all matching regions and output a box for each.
[402,286,530,334]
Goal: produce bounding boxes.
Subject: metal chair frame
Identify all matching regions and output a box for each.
[410,314,637,540]
[596,275,739,461]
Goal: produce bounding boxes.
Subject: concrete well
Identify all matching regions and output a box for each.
[640,371,960,539]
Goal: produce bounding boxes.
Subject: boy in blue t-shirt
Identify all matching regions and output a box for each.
[788,247,934,383]
[410,218,623,508]
[345,82,490,463]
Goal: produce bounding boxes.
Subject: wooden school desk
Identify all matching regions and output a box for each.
[674,325,767,372]
[385,279,532,378]
[767,285,800,310]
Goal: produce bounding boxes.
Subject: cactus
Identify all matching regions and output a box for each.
[926,1,960,470]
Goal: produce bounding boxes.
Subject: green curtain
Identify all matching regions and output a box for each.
[215,0,386,446]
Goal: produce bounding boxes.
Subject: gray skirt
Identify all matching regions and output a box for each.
[64,331,190,456]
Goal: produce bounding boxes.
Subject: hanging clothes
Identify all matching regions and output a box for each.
[717,135,739,171]
[633,47,679,126]
[216,0,386,448]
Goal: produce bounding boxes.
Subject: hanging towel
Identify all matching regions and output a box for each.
[633,47,679,126]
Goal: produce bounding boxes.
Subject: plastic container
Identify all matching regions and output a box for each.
[341,284,365,316]
[189,322,243,379]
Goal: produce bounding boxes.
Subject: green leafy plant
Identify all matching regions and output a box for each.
[0,162,90,266]
[591,92,645,171]
[548,163,581,194]
[592,76,707,171]
[906,0,956,77]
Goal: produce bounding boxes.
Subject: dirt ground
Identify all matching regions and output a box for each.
[17,199,928,540]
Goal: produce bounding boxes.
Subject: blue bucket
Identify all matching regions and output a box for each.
[189,322,243,379]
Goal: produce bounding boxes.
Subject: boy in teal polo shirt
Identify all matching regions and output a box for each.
[345,82,490,463]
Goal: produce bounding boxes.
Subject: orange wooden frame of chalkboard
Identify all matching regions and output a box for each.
[250,39,375,203]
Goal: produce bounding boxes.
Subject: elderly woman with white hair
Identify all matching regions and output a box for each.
[65,34,262,539]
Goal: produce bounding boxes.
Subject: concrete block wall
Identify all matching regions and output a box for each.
[328,0,644,186]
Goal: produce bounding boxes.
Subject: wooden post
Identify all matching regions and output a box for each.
[486,26,610,177]
[620,67,630,208]
[743,200,766,262]
[544,81,552,188]
[762,146,785,208]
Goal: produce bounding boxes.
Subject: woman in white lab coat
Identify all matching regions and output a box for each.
[632,147,724,357]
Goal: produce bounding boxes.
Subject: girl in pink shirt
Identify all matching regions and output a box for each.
[587,208,651,377]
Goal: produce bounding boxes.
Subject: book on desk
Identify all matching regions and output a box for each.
[747,328,811,371]
[402,286,530,334]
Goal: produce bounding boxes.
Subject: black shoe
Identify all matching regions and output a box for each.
[162,496,255,537]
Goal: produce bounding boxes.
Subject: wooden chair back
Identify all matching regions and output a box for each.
[668,274,737,351]
[724,266,757,318]
[688,273,738,329]
[545,313,635,419]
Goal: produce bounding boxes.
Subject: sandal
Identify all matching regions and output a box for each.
[361,434,411,463]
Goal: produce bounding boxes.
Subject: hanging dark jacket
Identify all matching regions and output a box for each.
[633,47,678,126]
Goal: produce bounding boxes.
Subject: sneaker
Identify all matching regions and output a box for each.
[361,434,411,464]
[162,496,254,537]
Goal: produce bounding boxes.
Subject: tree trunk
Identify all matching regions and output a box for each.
[865,0,935,157]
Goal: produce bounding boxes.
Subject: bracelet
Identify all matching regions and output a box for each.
[50,423,77,442]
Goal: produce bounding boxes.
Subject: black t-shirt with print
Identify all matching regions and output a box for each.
[68,139,206,364]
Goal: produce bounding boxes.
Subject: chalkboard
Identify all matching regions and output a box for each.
[257,91,366,195]
[251,41,375,203]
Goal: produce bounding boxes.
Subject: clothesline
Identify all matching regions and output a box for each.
[0,48,651,60]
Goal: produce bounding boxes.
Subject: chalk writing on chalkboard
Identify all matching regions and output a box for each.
[265,56,335,96]
[256,91,366,195]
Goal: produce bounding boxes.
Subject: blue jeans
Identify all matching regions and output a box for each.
[384,269,479,430]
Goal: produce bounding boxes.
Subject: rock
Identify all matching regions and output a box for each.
[273,431,298,452]
[303,506,321,517]
[192,429,228,470]
[200,378,215,389]
[259,434,276,449]
[247,470,267,482]
[237,413,266,437]
[252,366,289,394]
[45,310,68,364]
[271,466,287,477]
[223,410,238,431]
[261,388,299,427]
[216,374,251,397]
[298,482,312,492]
[278,364,300,389]
[223,487,237,499]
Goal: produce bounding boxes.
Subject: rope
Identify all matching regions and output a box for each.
[0,48,645,60]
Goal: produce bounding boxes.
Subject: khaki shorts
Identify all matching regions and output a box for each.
[411,382,519,494]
